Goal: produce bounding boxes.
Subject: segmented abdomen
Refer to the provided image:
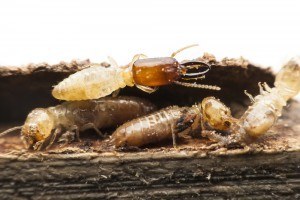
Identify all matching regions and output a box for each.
[52,66,126,100]
[111,106,188,147]
[52,96,157,129]
[240,89,285,137]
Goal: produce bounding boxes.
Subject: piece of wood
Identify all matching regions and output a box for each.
[0,55,299,199]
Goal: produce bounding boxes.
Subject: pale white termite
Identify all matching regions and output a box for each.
[52,45,220,101]
[202,57,300,145]
[0,96,156,150]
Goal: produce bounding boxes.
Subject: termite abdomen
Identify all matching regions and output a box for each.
[110,106,200,148]
[133,57,180,86]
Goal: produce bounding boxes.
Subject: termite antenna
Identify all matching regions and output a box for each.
[174,81,221,91]
[0,126,23,137]
[171,44,199,58]
[181,75,206,81]
[179,61,211,80]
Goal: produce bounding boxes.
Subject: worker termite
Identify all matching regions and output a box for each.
[109,97,232,148]
[0,96,156,150]
[52,45,220,101]
[202,57,300,146]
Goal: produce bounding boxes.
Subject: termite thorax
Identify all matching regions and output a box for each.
[132,57,180,86]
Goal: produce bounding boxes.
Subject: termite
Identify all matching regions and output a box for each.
[202,57,300,146]
[110,97,232,148]
[52,45,221,101]
[0,96,156,150]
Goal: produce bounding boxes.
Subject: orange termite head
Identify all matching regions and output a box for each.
[132,57,181,86]
[132,57,220,91]
[21,108,55,149]
[132,58,212,86]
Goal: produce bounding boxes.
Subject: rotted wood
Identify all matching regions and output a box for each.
[0,54,299,199]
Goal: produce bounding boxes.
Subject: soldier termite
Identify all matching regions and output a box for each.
[52,45,221,101]
[0,96,156,150]
[202,57,300,146]
[110,97,232,148]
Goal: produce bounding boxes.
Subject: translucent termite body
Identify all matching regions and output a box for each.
[240,57,300,137]
[52,65,134,101]
[0,96,156,150]
[110,97,231,148]
[203,57,300,146]
[52,45,220,101]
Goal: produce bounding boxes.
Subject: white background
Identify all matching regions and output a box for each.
[0,0,299,99]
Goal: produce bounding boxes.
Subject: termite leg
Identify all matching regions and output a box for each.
[189,112,203,138]
[171,127,177,148]
[46,127,62,150]
[171,44,198,58]
[129,54,148,68]
[33,126,62,151]
[58,130,76,144]
[262,82,272,92]
[132,53,148,60]
[81,123,105,138]
[258,82,269,95]
[70,125,80,142]
[33,141,44,151]
[201,130,230,146]
[136,84,158,93]
[244,90,255,103]
[202,130,248,149]
[112,89,120,97]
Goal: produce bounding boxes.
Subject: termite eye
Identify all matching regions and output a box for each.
[224,121,231,127]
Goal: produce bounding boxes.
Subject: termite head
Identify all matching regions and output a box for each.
[21,108,55,149]
[132,57,220,90]
[201,97,234,131]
